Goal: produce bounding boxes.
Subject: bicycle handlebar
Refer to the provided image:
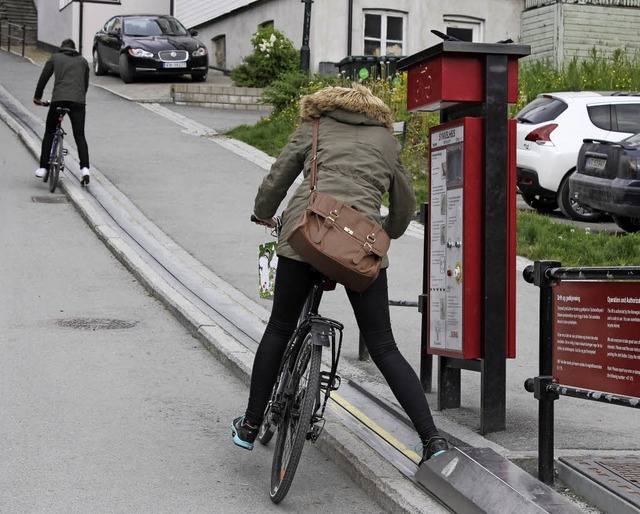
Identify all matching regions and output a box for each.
[251,214,282,238]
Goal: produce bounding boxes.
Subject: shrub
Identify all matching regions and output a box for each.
[231,27,300,88]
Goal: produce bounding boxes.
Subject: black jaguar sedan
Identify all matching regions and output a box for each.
[92,14,209,83]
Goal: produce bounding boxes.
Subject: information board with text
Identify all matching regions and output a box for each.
[553,281,640,397]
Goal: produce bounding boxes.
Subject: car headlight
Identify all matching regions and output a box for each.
[192,47,207,57]
[128,48,154,58]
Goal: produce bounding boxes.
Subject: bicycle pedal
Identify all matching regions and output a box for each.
[320,371,341,391]
[307,420,325,442]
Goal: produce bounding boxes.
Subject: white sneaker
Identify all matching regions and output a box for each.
[35,168,47,178]
[80,167,90,186]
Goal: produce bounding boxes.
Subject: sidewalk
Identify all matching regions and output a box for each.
[2,47,639,513]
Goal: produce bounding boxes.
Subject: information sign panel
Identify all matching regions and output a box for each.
[553,281,640,397]
[427,118,483,359]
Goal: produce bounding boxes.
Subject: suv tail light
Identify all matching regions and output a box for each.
[524,123,558,145]
[623,155,639,179]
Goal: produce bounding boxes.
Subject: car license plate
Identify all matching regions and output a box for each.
[163,62,186,68]
[585,156,606,170]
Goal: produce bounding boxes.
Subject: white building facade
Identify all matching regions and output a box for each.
[37,0,171,58]
[175,0,524,73]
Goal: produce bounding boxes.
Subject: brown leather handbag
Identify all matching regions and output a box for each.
[287,118,390,292]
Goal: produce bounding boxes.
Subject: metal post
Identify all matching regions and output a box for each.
[419,202,433,392]
[21,23,25,57]
[7,20,10,53]
[533,260,561,485]
[480,53,509,435]
[358,333,369,361]
[299,0,313,72]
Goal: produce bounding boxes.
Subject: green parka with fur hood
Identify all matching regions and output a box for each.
[253,83,416,268]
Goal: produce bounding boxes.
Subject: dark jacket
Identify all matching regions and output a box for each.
[254,84,416,267]
[34,49,90,104]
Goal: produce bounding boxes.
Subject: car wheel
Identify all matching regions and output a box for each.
[191,71,208,82]
[118,53,136,84]
[612,215,640,233]
[557,173,604,222]
[93,48,108,76]
[520,193,558,214]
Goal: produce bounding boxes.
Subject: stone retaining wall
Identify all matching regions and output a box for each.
[171,83,272,113]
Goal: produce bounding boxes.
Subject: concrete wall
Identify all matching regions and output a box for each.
[36,0,171,59]
[186,0,523,74]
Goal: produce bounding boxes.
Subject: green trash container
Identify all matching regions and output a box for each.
[337,55,405,80]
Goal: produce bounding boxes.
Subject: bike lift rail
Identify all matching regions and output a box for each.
[524,261,640,513]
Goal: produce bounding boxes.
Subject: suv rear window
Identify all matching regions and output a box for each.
[516,96,567,123]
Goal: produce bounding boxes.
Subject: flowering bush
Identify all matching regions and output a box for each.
[231,27,299,88]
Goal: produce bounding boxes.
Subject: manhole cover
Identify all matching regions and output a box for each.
[32,195,69,204]
[55,318,139,330]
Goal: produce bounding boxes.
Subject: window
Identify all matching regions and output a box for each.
[587,105,611,131]
[443,15,483,42]
[615,104,640,133]
[516,97,568,124]
[259,20,274,29]
[213,35,226,68]
[363,11,405,57]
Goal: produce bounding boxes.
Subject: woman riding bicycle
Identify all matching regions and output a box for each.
[33,38,91,186]
[232,83,449,464]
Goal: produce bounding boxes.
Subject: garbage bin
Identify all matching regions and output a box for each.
[336,56,376,80]
[336,55,405,80]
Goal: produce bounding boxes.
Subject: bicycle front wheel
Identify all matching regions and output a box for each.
[269,334,322,504]
[49,138,63,193]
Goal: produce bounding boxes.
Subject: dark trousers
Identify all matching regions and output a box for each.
[246,256,439,444]
[40,101,89,170]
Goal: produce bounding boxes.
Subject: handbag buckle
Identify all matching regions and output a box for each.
[363,242,373,253]
[366,234,376,243]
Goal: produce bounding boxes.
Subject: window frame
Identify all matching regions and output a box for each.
[362,9,406,57]
[443,14,484,42]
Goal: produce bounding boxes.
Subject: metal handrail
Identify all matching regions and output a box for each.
[0,18,27,57]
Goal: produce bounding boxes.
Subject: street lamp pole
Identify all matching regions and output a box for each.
[299,0,313,72]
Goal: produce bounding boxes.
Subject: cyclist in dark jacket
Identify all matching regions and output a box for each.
[33,39,91,185]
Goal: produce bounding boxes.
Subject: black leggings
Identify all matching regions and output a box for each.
[245,256,439,444]
[40,101,89,170]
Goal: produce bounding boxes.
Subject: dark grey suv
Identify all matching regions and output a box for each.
[570,133,640,232]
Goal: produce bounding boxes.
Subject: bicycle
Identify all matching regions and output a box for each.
[250,215,345,504]
[39,102,69,193]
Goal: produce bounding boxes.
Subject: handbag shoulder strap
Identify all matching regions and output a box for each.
[309,117,319,192]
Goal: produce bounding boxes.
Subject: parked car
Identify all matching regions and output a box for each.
[570,133,640,233]
[515,91,640,221]
[92,14,208,83]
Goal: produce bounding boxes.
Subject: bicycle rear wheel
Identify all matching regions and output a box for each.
[269,334,322,504]
[49,137,63,193]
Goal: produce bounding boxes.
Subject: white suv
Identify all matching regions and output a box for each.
[516,91,640,221]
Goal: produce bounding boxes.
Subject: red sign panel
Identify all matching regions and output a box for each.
[406,55,520,112]
[553,281,640,397]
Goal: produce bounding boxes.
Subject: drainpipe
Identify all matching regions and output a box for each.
[78,0,84,54]
[347,0,353,55]
[170,0,174,16]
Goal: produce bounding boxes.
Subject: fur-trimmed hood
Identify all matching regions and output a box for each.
[299,83,393,129]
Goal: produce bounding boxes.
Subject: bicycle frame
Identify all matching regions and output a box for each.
[267,276,344,441]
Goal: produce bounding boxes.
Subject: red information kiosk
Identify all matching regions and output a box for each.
[398,40,530,434]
